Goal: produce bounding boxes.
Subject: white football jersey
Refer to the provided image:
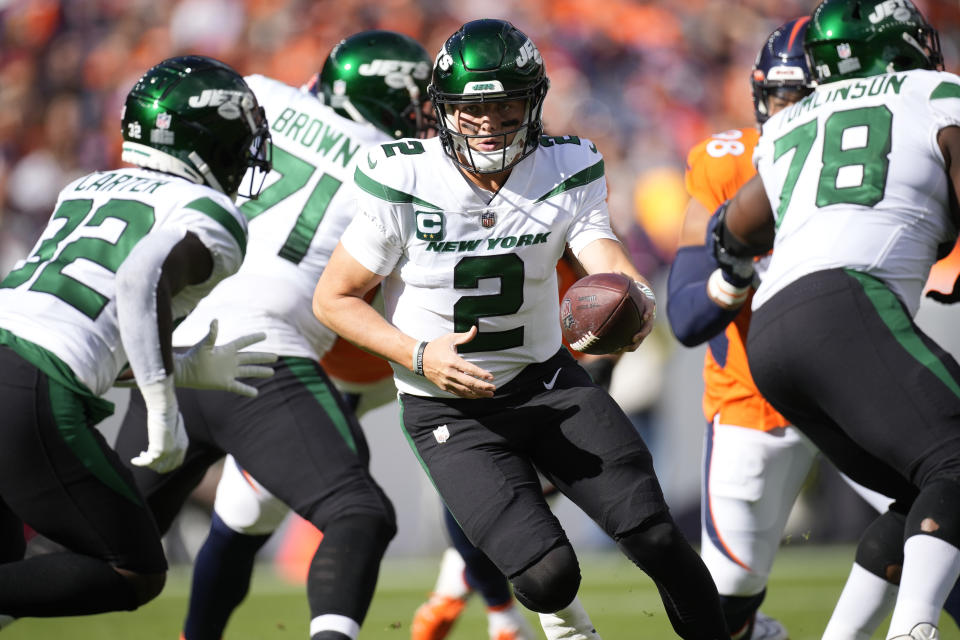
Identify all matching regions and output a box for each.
[0,168,246,396]
[340,135,617,397]
[753,69,960,315]
[174,75,392,359]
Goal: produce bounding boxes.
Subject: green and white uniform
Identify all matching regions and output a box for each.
[341,135,615,397]
[0,167,246,396]
[155,75,396,538]
[115,76,395,560]
[753,69,960,314]
[0,166,245,580]
[745,67,960,531]
[174,75,390,359]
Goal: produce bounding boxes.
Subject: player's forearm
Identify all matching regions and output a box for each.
[314,291,418,373]
[577,238,646,284]
[666,245,741,346]
[116,229,187,385]
[725,175,775,254]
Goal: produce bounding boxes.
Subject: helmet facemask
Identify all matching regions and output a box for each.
[431,79,547,174]
[232,104,272,199]
[428,19,550,176]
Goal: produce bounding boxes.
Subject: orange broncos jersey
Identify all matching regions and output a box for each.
[684,127,789,431]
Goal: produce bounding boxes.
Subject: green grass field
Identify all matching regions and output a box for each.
[5,545,959,639]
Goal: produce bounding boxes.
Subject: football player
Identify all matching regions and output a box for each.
[666,18,813,640]
[410,256,593,640]
[110,31,432,640]
[314,19,729,640]
[716,1,960,638]
[0,55,274,624]
[671,13,960,639]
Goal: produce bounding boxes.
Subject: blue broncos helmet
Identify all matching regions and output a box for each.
[751,17,814,124]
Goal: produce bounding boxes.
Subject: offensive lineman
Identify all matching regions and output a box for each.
[717,1,960,638]
[314,19,730,640]
[0,56,273,624]
[113,31,429,640]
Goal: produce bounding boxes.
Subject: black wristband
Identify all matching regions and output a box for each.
[413,341,427,376]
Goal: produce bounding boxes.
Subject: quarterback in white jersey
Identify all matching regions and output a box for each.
[0,56,272,624]
[718,2,960,639]
[316,19,730,640]
[112,32,432,640]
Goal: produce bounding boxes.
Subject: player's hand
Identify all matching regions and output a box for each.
[618,281,656,353]
[421,327,496,399]
[174,319,278,398]
[132,377,189,473]
[925,274,960,304]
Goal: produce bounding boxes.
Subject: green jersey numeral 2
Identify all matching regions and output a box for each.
[453,254,525,353]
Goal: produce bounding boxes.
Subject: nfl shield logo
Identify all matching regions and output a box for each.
[156,112,172,129]
[481,210,496,228]
[837,43,852,59]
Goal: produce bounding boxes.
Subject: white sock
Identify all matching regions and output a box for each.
[822,563,898,640]
[887,534,960,638]
[432,547,470,599]
[539,596,600,640]
[0,615,14,630]
[310,614,359,640]
[488,603,536,639]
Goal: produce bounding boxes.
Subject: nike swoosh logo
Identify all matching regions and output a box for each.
[367,153,377,169]
[589,143,598,153]
[543,368,562,390]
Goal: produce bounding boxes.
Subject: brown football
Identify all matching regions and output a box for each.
[560,273,646,355]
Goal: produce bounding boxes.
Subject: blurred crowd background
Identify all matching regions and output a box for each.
[2,0,960,562]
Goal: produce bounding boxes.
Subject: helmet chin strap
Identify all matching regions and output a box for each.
[188,151,226,194]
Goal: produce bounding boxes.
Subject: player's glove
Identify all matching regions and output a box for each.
[173,319,277,398]
[706,203,755,308]
[925,273,960,304]
[131,376,188,473]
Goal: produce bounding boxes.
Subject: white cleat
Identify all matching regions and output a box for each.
[489,604,537,640]
[889,623,939,640]
[539,597,601,640]
[750,612,788,640]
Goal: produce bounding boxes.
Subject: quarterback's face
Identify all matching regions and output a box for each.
[453,99,526,151]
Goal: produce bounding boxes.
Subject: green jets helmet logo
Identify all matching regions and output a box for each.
[416,211,444,241]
